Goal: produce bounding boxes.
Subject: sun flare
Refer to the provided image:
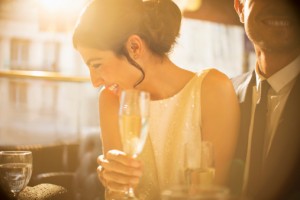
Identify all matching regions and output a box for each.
[39,0,74,12]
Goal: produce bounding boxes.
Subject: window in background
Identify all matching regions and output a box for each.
[43,41,60,71]
[10,38,30,70]
[9,80,29,111]
[170,18,245,78]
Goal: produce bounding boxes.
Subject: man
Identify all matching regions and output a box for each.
[231,0,300,199]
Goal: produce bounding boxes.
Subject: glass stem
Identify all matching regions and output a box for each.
[12,192,19,200]
[127,187,136,198]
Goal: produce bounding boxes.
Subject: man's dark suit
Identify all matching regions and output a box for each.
[230,71,300,200]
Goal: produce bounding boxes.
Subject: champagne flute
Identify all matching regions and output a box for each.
[0,151,32,199]
[184,141,215,186]
[119,89,150,199]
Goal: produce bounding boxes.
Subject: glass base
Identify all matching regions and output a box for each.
[105,189,139,200]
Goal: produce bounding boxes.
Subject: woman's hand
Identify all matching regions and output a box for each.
[97,150,143,192]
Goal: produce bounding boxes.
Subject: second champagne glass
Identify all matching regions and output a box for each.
[119,89,150,199]
[184,141,215,186]
[0,151,32,199]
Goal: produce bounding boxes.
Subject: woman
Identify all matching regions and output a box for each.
[73,0,240,199]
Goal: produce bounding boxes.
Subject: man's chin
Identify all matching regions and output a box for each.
[256,39,300,53]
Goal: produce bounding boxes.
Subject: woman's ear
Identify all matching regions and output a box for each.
[234,0,245,23]
[125,35,143,60]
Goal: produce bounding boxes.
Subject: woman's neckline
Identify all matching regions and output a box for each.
[151,72,198,103]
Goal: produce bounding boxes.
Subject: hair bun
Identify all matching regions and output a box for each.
[141,0,182,55]
[73,0,181,56]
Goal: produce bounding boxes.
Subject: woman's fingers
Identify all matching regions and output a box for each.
[105,181,128,192]
[98,151,142,176]
[97,154,107,166]
[102,159,142,177]
[103,170,140,185]
[106,150,141,167]
[96,150,143,191]
[97,165,107,187]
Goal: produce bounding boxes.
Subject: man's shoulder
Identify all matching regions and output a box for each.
[231,71,253,91]
[231,71,254,98]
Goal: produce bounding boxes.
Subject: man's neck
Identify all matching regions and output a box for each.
[255,47,300,78]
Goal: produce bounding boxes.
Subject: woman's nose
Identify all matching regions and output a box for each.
[90,72,104,88]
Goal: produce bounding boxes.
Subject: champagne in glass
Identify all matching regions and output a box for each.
[0,151,32,199]
[119,89,150,199]
[184,141,215,186]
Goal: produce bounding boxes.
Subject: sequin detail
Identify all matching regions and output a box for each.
[136,69,211,200]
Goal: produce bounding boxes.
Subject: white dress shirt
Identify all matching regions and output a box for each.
[243,55,300,192]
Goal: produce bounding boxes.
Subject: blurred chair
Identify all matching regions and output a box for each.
[31,143,79,200]
[0,133,105,200]
[33,172,75,200]
[19,183,68,200]
[0,143,79,200]
[73,132,105,200]
[0,184,68,200]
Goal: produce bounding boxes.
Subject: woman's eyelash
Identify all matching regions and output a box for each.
[91,64,101,68]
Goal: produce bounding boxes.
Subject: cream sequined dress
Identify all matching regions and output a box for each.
[135,69,210,200]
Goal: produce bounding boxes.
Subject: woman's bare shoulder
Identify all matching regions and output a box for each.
[201,68,233,94]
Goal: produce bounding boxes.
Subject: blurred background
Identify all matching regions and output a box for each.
[0,0,255,145]
[0,0,99,146]
[0,0,255,199]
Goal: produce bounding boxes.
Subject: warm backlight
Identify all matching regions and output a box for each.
[39,0,73,11]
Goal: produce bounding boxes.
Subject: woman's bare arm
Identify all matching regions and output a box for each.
[99,89,122,154]
[201,69,240,185]
[97,89,142,191]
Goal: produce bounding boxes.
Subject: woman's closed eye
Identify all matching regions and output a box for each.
[91,63,102,69]
[86,57,103,69]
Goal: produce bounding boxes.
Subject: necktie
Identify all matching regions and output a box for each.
[247,80,270,196]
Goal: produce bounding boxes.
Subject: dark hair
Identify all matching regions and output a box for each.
[73,0,181,86]
[73,0,181,55]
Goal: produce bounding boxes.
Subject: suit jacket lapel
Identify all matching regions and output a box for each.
[265,75,300,167]
[260,75,300,199]
[229,71,256,195]
[237,71,256,160]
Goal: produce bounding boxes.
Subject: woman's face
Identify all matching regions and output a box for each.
[77,46,142,96]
